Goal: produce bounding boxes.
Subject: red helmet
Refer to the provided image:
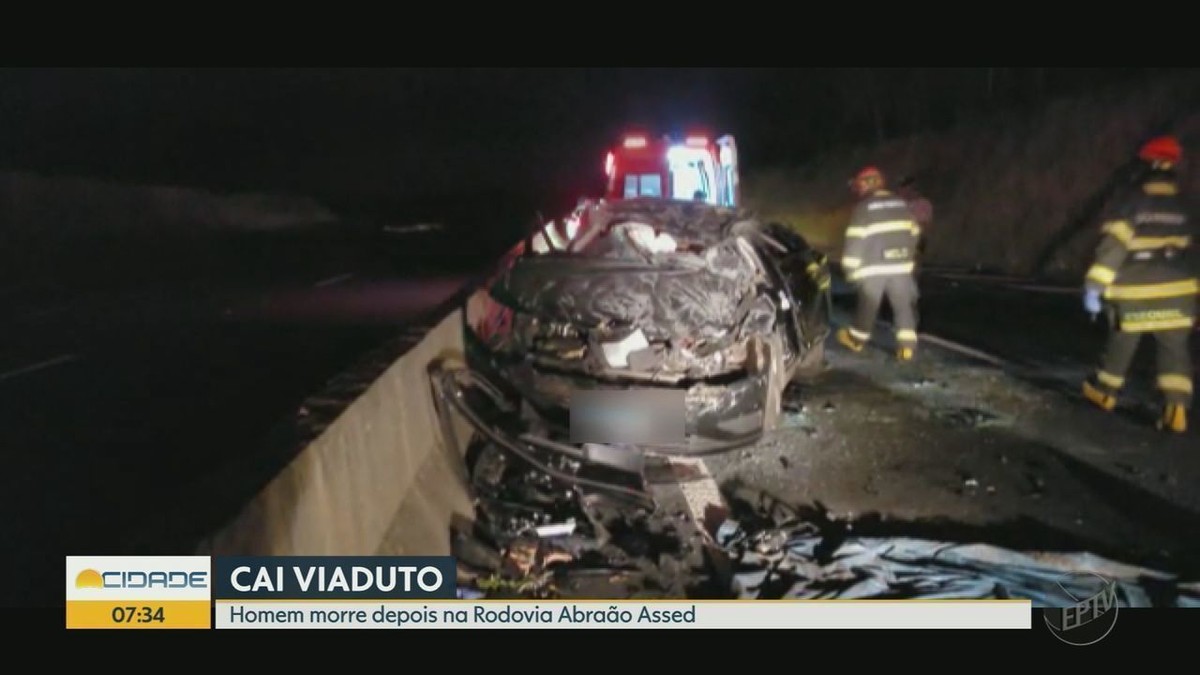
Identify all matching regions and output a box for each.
[851,166,885,194]
[1138,136,1182,164]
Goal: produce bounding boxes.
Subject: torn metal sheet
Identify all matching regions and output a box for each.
[720,522,1200,607]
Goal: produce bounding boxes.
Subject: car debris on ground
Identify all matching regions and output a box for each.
[450,439,728,599]
[447,439,1200,606]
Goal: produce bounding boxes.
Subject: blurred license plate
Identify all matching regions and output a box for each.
[570,388,685,445]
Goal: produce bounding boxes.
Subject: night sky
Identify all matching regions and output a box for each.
[0,68,1172,213]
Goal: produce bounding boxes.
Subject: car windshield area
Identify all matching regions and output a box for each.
[527,199,742,262]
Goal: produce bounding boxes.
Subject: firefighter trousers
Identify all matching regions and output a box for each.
[1095,328,1193,406]
[850,274,919,347]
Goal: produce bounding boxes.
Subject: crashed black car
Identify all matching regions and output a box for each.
[449,198,830,460]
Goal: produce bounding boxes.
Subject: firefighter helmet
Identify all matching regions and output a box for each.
[851,166,885,195]
[1138,136,1182,165]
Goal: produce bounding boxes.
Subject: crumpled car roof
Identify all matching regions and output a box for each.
[568,198,754,254]
[494,199,764,341]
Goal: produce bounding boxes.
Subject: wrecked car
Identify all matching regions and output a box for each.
[448,197,830,460]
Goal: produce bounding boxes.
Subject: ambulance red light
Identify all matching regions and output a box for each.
[623,135,648,149]
[605,151,615,177]
[685,135,708,147]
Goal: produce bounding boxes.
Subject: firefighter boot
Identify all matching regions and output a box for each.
[896,347,915,362]
[836,328,865,353]
[1081,380,1117,412]
[1158,404,1188,433]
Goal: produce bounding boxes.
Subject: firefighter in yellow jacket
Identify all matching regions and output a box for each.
[1081,136,1196,433]
[836,166,921,361]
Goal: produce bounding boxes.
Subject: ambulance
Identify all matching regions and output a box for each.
[603,132,740,207]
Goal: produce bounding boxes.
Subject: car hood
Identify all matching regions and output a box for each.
[493,236,758,342]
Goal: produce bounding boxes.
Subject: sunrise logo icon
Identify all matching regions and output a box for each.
[75,569,104,589]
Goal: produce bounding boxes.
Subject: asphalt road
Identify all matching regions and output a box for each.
[707,277,1200,580]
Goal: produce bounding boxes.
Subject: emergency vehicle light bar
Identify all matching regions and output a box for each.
[685,135,708,147]
[623,135,648,149]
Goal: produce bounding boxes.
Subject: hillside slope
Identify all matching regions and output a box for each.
[745,72,1200,279]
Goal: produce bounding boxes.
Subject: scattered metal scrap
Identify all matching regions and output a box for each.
[450,439,730,599]
[446,429,1200,605]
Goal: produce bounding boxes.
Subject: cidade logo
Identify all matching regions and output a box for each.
[74,568,208,590]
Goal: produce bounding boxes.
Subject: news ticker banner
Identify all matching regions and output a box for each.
[67,556,1031,629]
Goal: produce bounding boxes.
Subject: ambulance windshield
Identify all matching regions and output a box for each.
[623,174,663,198]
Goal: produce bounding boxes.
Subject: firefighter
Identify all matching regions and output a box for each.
[836,166,922,361]
[1081,135,1196,433]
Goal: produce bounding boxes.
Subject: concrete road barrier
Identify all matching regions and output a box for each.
[196,310,474,557]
